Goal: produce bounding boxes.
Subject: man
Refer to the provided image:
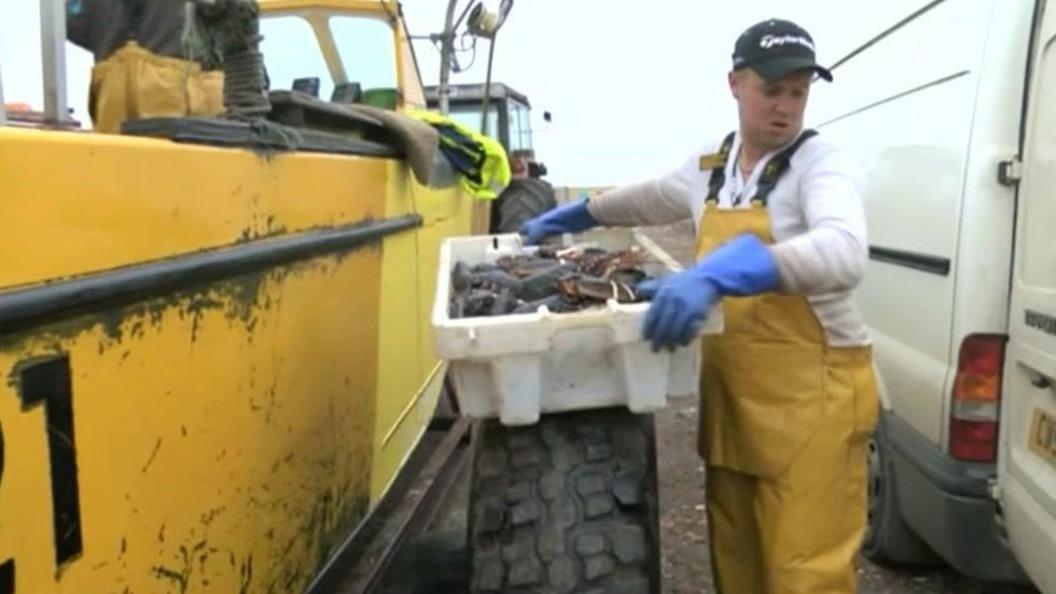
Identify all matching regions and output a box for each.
[520,18,878,594]
[67,0,223,133]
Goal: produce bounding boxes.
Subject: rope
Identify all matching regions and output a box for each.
[181,2,223,70]
[222,46,270,119]
[181,0,270,120]
[178,0,307,152]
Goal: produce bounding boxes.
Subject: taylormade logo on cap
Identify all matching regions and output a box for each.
[759,34,816,52]
[732,18,834,82]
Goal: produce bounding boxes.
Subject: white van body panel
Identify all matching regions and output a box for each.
[809,0,1046,586]
[810,0,1010,447]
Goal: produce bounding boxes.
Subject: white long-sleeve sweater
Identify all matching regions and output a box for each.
[588,130,870,347]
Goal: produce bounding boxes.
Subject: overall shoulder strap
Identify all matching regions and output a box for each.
[705,131,737,204]
[750,129,818,206]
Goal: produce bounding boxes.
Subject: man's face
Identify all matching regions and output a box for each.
[728,68,812,150]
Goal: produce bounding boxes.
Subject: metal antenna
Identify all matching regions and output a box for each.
[437,0,461,114]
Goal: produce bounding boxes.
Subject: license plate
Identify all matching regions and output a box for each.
[1029,408,1056,468]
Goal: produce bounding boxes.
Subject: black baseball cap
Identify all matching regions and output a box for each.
[732,19,833,82]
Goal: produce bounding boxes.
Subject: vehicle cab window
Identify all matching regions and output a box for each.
[259,13,396,101]
[508,99,532,152]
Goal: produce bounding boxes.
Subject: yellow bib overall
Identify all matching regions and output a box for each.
[89,42,223,134]
[696,132,879,593]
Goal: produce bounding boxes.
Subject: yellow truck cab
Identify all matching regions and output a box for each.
[0,1,481,592]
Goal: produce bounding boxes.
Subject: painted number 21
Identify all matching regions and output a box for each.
[1,354,84,594]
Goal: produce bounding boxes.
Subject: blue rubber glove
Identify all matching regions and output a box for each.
[519,199,599,245]
[641,234,780,350]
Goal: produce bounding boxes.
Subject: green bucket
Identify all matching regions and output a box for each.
[361,88,399,110]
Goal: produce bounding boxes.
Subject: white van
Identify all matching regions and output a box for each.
[809,0,1056,589]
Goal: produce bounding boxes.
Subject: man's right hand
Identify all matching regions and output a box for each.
[518,198,599,245]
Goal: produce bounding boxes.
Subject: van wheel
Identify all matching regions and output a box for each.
[862,419,941,566]
[467,408,661,593]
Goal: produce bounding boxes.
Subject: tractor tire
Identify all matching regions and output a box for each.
[467,408,661,594]
[862,417,942,567]
[495,178,557,234]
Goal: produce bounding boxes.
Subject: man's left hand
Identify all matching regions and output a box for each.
[640,233,780,351]
[640,272,719,351]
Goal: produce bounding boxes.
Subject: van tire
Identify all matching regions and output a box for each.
[467,409,661,593]
[495,178,557,234]
[862,419,942,567]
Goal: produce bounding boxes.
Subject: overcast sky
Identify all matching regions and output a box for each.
[1,1,922,186]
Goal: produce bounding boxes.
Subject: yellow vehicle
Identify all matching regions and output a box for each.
[0,0,486,592]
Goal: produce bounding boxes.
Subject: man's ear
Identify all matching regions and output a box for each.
[728,71,740,100]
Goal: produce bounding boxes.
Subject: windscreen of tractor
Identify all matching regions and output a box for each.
[447,98,533,151]
[447,105,499,140]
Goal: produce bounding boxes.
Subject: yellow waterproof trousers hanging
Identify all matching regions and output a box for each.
[695,202,878,594]
[88,42,223,133]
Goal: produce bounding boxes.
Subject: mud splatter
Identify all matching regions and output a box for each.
[141,439,162,474]
[150,564,189,594]
[239,554,253,594]
[0,241,378,361]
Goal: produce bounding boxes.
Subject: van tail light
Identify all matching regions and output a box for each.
[949,334,1007,462]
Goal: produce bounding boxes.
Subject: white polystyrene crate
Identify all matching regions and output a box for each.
[431,228,723,426]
